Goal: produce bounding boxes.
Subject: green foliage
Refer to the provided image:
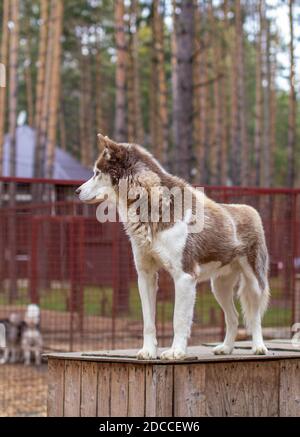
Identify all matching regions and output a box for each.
[0,0,299,186]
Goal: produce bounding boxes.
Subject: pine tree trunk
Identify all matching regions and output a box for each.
[59,99,67,151]
[24,43,34,127]
[287,0,296,188]
[192,0,201,183]
[8,0,19,178]
[8,0,20,302]
[219,0,230,186]
[24,7,34,127]
[34,0,54,178]
[45,0,64,178]
[114,0,127,142]
[269,52,276,187]
[231,0,248,186]
[262,17,271,188]
[35,0,49,130]
[79,49,94,167]
[174,0,194,181]
[95,33,105,135]
[197,3,209,184]
[254,0,263,187]
[0,0,9,176]
[151,0,168,163]
[127,0,144,144]
[209,2,225,186]
[171,0,179,174]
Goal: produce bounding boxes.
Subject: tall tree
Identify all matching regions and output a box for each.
[261,18,271,188]
[230,0,249,186]
[35,0,49,130]
[7,0,20,301]
[198,2,210,184]
[269,50,277,187]
[23,3,34,127]
[0,0,9,176]
[95,31,106,136]
[171,0,179,173]
[79,46,94,167]
[173,0,194,180]
[45,0,64,178]
[114,0,127,142]
[8,0,20,178]
[287,0,296,188]
[254,0,264,186]
[150,0,168,163]
[127,0,144,144]
[209,1,226,186]
[34,0,55,178]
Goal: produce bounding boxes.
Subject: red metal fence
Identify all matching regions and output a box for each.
[0,177,300,416]
[0,178,300,353]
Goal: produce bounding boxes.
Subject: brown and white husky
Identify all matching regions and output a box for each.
[76,134,270,359]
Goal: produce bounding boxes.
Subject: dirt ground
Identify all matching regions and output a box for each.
[0,364,47,417]
[0,305,285,417]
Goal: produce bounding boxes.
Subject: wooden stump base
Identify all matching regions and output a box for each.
[46,341,300,417]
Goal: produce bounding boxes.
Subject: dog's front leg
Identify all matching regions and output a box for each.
[136,269,158,360]
[161,273,196,360]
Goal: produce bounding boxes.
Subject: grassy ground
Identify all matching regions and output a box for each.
[0,276,292,328]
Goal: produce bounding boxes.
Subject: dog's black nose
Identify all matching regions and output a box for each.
[75,188,81,195]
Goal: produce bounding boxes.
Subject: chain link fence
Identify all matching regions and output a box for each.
[0,178,299,416]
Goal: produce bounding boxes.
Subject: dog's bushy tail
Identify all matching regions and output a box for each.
[238,210,270,326]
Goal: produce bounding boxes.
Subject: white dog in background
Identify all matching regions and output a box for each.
[21,304,43,366]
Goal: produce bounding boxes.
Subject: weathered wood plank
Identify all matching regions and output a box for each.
[145,365,173,417]
[205,361,279,417]
[110,363,129,417]
[47,358,65,417]
[80,362,98,417]
[64,360,81,417]
[174,364,206,417]
[128,365,145,417]
[97,363,111,417]
[280,359,300,417]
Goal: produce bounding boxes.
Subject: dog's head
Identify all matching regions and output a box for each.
[76,134,137,204]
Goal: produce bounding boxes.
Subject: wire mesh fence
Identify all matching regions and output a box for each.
[0,177,300,416]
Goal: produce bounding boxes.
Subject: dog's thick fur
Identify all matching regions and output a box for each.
[77,135,270,359]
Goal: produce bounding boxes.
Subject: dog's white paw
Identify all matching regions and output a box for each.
[213,343,234,355]
[160,348,186,360]
[136,347,157,360]
[252,344,268,355]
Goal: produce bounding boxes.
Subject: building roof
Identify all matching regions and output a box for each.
[2,125,92,180]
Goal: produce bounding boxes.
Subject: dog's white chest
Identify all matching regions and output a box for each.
[150,221,189,274]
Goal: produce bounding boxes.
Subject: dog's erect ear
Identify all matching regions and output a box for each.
[97,133,124,159]
[97,133,107,152]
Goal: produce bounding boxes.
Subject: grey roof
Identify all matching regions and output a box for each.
[2,125,92,180]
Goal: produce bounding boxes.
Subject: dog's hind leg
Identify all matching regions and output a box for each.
[211,269,240,355]
[161,273,197,360]
[238,257,269,355]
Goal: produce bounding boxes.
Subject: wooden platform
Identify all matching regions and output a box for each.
[46,340,300,417]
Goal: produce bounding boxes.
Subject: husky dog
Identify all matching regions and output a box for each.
[0,313,24,364]
[21,304,43,366]
[76,134,270,359]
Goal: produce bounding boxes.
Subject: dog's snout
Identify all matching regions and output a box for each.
[75,188,81,195]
